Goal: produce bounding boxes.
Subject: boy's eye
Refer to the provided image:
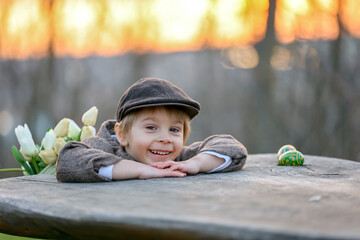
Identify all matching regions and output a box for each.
[146,126,156,130]
[170,127,181,133]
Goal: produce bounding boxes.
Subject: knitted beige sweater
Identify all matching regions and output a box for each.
[56,120,247,182]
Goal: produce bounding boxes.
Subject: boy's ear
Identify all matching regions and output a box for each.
[114,123,128,147]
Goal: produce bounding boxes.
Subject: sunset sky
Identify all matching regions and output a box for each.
[0,0,359,59]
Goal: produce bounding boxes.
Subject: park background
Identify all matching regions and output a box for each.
[0,0,360,179]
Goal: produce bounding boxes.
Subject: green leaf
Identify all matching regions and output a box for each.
[0,168,24,172]
[31,158,40,174]
[11,146,34,175]
[38,162,47,167]
[76,128,82,141]
[35,155,43,163]
[36,156,47,171]
[29,161,37,174]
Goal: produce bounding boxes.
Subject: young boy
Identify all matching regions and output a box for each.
[56,78,247,182]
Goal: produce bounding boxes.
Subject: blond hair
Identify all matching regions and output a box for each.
[116,106,191,143]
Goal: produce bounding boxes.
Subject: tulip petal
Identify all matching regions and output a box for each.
[82,106,98,126]
[41,129,56,149]
[19,147,33,162]
[39,149,57,165]
[54,137,67,155]
[80,126,96,141]
[14,124,38,158]
[68,119,81,140]
[54,118,70,137]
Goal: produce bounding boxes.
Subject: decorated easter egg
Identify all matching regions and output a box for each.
[278,150,304,166]
[277,144,296,158]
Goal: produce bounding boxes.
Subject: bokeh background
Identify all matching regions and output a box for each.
[1,0,360,178]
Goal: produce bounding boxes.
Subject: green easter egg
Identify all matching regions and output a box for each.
[278,150,304,166]
[277,144,296,158]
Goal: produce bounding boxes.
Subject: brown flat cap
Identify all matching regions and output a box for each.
[116,78,200,121]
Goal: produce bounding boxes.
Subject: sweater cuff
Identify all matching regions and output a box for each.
[98,165,113,180]
[200,151,232,173]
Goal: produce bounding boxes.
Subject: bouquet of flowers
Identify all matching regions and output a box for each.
[0,107,98,176]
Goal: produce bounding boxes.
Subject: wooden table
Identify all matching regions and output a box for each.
[0,154,359,240]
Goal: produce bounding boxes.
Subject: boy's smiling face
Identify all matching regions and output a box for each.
[116,107,185,165]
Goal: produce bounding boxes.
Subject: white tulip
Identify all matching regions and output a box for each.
[14,124,38,158]
[54,137,67,155]
[39,149,57,165]
[68,119,81,140]
[81,106,98,126]
[80,126,96,141]
[41,129,56,149]
[19,147,33,162]
[54,118,70,137]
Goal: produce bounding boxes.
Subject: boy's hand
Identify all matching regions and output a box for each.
[138,166,186,179]
[151,160,200,175]
[151,154,225,174]
[112,160,186,180]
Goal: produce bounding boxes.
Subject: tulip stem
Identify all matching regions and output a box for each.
[32,158,40,174]
[0,168,25,172]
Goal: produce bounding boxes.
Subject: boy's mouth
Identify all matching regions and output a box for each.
[150,150,171,155]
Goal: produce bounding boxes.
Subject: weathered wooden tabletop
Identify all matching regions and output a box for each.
[0,154,359,240]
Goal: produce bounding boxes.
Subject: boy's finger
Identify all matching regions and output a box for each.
[169,165,180,171]
[152,161,174,169]
[169,170,186,177]
[151,162,167,168]
[170,163,185,172]
[161,169,185,177]
[150,162,161,168]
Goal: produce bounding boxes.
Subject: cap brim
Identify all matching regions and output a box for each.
[123,102,200,120]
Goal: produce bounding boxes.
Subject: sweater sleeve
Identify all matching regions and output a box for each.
[177,134,247,172]
[56,137,122,183]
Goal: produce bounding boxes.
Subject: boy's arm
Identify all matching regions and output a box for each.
[200,151,232,173]
[56,138,121,182]
[175,134,247,173]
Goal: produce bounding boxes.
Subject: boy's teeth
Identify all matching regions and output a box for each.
[151,150,170,155]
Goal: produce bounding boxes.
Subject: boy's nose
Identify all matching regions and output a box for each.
[158,131,172,143]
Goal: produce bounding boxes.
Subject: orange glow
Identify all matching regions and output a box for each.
[0,0,269,59]
[0,0,360,59]
[0,0,50,59]
[224,46,259,69]
[275,0,339,44]
[98,0,138,55]
[340,0,360,38]
[210,0,269,47]
[270,46,292,71]
[52,0,103,57]
[148,0,209,53]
